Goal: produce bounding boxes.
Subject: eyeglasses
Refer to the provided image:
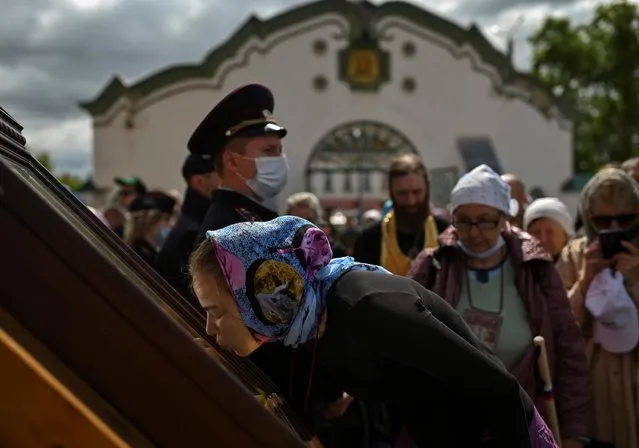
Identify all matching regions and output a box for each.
[453,219,500,232]
[118,190,134,197]
[590,214,636,229]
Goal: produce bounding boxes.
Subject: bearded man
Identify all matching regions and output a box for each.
[353,154,449,276]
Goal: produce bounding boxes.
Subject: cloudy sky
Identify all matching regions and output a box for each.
[0,0,613,177]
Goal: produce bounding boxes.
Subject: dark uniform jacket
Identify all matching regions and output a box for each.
[156,188,211,309]
[353,216,449,266]
[132,240,158,270]
[196,188,278,243]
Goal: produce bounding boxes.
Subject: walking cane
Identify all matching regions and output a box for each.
[533,336,562,447]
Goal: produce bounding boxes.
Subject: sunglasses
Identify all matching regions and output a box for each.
[590,213,636,229]
[118,190,135,197]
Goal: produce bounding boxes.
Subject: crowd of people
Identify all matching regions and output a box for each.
[79,83,639,448]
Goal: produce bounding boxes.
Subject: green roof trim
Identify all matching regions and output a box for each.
[561,172,594,192]
[79,0,573,121]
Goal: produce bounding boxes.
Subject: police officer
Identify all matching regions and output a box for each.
[156,154,218,308]
[188,85,390,447]
[188,83,289,242]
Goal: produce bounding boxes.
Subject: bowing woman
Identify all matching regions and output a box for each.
[189,215,557,447]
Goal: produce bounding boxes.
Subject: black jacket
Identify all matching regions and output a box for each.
[132,239,158,270]
[317,270,534,447]
[196,188,278,244]
[156,188,211,309]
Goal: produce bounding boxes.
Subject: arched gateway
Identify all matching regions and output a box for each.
[306,120,418,211]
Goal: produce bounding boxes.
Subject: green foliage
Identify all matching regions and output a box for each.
[34,151,85,191]
[35,151,54,171]
[57,173,84,192]
[529,0,639,171]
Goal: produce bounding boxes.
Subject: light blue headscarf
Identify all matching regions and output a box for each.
[206,216,390,348]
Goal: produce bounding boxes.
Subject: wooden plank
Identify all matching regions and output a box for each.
[0,326,130,448]
[0,108,307,448]
[0,307,156,448]
[0,148,306,448]
[0,206,267,447]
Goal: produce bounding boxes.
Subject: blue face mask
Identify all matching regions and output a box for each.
[156,225,172,249]
[457,235,505,260]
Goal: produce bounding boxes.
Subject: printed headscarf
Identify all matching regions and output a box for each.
[579,168,639,242]
[206,216,390,348]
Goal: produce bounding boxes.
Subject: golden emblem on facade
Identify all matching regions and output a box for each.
[346,49,381,85]
[338,30,389,92]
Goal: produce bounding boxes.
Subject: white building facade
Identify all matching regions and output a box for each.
[81,0,574,213]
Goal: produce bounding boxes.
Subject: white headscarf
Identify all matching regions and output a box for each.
[523,198,574,237]
[451,164,518,215]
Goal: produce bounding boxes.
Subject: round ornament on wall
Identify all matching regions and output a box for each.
[402,41,416,57]
[312,39,327,55]
[402,77,416,93]
[313,75,328,92]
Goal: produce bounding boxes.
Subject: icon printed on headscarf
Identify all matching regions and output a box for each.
[249,260,305,325]
[462,308,503,352]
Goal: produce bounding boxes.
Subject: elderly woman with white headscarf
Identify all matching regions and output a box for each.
[409,165,590,448]
[524,198,574,262]
[557,168,639,448]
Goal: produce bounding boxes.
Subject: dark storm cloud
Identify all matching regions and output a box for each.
[0,0,312,120]
[52,151,93,176]
[0,0,313,173]
[461,0,581,18]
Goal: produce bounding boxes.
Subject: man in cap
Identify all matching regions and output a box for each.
[156,154,219,305]
[187,84,380,446]
[188,83,288,243]
[114,176,147,210]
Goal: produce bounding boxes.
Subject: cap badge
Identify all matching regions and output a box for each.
[262,109,273,119]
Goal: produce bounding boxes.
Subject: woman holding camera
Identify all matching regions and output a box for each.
[557,168,639,448]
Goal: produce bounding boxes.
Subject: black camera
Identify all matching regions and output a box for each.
[598,229,629,259]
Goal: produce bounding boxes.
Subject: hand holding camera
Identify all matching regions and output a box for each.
[580,239,611,286]
[595,229,639,284]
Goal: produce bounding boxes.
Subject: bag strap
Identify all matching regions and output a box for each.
[424,248,440,291]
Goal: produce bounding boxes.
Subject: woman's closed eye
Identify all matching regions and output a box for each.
[206,306,225,320]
